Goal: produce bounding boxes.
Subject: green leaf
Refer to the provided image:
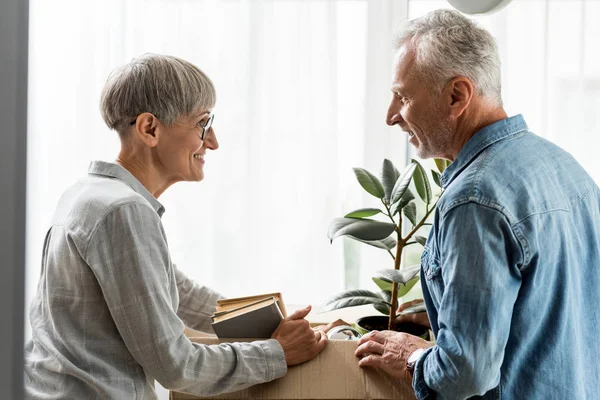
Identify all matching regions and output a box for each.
[374,264,420,285]
[396,275,420,297]
[322,290,389,312]
[398,302,427,316]
[391,189,415,216]
[390,163,417,204]
[381,159,400,204]
[380,290,392,303]
[344,208,382,218]
[403,201,417,226]
[412,160,431,205]
[372,277,392,291]
[374,290,392,315]
[353,168,385,199]
[373,303,391,316]
[372,274,420,298]
[414,235,427,246]
[431,170,442,188]
[348,235,397,251]
[434,158,451,173]
[328,218,396,242]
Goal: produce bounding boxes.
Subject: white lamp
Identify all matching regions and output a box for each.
[447,0,513,15]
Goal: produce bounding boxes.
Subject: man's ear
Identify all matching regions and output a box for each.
[133,112,159,147]
[444,77,473,118]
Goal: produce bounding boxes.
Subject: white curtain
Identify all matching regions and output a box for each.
[26,0,600,335]
[25,0,410,338]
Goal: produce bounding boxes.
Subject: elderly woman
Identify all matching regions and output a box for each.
[24,54,327,399]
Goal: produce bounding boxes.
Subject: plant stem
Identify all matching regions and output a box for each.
[381,199,397,261]
[402,199,439,244]
[387,199,440,331]
[388,215,403,331]
[381,198,397,226]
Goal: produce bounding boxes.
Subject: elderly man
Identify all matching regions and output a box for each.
[355,9,600,400]
[24,54,327,399]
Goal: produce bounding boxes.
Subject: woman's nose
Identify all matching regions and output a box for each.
[204,127,219,150]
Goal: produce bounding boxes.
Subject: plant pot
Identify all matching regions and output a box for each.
[355,315,430,340]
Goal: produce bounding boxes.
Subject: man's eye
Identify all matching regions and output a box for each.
[197,120,207,128]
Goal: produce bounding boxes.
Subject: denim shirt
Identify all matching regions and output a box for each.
[412,115,600,399]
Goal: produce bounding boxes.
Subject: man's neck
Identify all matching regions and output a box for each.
[451,104,508,161]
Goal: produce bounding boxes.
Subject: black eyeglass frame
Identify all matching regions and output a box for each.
[129,113,215,140]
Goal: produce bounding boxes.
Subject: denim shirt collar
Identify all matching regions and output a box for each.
[88,160,165,217]
[440,114,529,189]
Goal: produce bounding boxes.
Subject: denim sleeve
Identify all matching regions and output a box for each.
[413,347,436,399]
[173,264,225,333]
[416,202,522,399]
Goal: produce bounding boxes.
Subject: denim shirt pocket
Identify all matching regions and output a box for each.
[421,246,441,280]
[421,246,444,304]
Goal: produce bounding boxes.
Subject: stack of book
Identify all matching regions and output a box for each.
[211,293,287,338]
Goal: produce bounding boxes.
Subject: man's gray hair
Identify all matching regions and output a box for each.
[396,9,502,106]
[100,53,216,135]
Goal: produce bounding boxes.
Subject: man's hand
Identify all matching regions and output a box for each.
[396,299,431,329]
[272,305,328,366]
[355,330,432,383]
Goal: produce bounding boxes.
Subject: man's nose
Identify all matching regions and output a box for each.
[386,104,401,126]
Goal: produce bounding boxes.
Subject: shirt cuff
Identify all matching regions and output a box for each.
[413,346,436,400]
[257,339,288,381]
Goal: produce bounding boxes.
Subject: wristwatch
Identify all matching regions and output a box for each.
[406,348,426,374]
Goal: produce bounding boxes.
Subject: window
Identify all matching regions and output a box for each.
[26,0,409,327]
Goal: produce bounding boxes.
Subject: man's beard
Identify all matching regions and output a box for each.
[414,110,454,159]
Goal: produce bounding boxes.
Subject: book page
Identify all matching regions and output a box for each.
[213,297,278,323]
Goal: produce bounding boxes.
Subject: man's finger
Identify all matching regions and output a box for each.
[355,340,385,357]
[357,330,384,346]
[396,313,422,324]
[324,319,348,332]
[358,354,382,368]
[287,305,312,320]
[397,299,423,312]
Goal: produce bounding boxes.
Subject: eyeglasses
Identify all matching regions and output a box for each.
[198,113,214,140]
[129,113,215,140]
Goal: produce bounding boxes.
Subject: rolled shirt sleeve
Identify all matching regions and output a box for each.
[85,201,287,395]
[414,203,523,399]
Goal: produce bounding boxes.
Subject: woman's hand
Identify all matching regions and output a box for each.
[272,305,328,366]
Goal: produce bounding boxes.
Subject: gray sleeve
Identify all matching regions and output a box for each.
[173,264,224,333]
[84,202,287,395]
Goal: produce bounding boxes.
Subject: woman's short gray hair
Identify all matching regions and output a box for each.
[100,53,216,135]
[396,9,502,106]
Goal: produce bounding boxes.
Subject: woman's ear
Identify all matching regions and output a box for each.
[133,112,159,147]
[445,77,474,118]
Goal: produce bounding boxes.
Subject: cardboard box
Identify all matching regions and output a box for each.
[170,335,416,400]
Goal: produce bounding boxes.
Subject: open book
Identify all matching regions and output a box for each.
[211,293,287,338]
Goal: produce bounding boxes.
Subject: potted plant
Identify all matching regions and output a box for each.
[324,158,449,336]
